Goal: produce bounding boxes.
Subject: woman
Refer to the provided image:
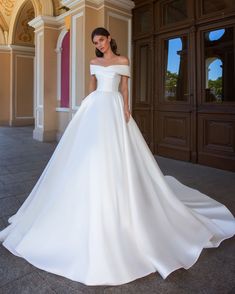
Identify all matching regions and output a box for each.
[0,27,234,286]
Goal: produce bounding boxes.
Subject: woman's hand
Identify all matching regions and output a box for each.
[124,106,131,123]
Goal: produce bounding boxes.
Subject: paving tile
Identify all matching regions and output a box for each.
[0,272,55,294]
[160,242,235,294]
[0,215,11,227]
[15,193,28,205]
[0,181,36,199]
[0,248,35,287]
[0,218,5,231]
[0,197,20,217]
[0,172,38,185]
[37,270,107,294]
[104,273,188,294]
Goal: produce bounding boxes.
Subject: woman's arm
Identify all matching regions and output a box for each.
[120,75,131,123]
[88,75,97,94]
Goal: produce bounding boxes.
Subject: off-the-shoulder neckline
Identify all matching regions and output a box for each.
[90,64,129,68]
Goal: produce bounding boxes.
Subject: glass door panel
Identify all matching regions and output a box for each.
[204,27,235,103]
[202,0,235,14]
[164,35,189,101]
[161,0,187,25]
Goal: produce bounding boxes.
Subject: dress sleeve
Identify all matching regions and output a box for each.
[119,65,131,78]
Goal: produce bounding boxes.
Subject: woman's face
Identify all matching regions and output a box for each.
[93,35,111,54]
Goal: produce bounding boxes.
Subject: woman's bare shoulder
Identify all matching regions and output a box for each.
[117,56,129,65]
[90,58,102,65]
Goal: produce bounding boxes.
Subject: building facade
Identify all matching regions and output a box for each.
[0,0,235,172]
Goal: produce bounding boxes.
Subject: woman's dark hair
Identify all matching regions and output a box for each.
[91,27,119,57]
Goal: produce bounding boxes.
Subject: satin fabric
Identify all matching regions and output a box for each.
[0,65,234,286]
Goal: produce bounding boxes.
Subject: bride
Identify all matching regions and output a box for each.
[0,27,234,286]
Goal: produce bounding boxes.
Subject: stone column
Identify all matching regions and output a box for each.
[29,16,61,141]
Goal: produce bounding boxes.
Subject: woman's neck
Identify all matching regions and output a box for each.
[103,49,116,60]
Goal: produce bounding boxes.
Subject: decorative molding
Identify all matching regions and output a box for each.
[0,44,35,51]
[38,0,53,16]
[71,11,84,110]
[56,27,68,50]
[56,107,70,112]
[102,0,135,10]
[8,0,40,45]
[16,4,35,45]
[0,0,15,16]
[35,31,44,130]
[62,0,135,10]
[0,10,8,31]
[61,0,83,9]
[55,28,68,101]
[0,44,11,51]
[28,15,59,29]
[9,44,35,52]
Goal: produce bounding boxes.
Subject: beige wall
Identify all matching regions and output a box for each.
[43,27,60,133]
[0,51,10,124]
[108,16,129,57]
[11,49,34,126]
[56,110,70,140]
[15,55,34,117]
[0,49,35,127]
[84,6,108,96]
[0,28,5,44]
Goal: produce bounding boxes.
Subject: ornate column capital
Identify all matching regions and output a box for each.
[61,0,135,10]
[61,0,83,8]
[28,15,59,29]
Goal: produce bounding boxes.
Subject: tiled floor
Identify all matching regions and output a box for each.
[0,126,234,294]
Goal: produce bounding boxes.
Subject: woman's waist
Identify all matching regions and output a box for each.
[96,79,120,92]
[96,87,120,93]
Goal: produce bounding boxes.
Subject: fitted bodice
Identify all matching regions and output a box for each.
[90,65,130,92]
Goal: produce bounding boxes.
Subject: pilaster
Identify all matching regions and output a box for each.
[29,16,61,141]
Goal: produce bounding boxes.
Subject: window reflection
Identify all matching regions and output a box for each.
[204,27,235,102]
[140,10,151,33]
[163,0,187,25]
[205,59,222,102]
[203,0,235,14]
[134,7,151,35]
[208,29,225,41]
[164,36,188,101]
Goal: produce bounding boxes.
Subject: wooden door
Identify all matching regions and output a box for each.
[154,28,196,162]
[197,21,235,171]
[132,2,154,150]
[132,37,154,150]
[132,0,235,171]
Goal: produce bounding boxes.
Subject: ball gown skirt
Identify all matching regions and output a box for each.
[0,65,235,286]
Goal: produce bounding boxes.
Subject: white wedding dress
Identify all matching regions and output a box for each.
[0,65,235,286]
